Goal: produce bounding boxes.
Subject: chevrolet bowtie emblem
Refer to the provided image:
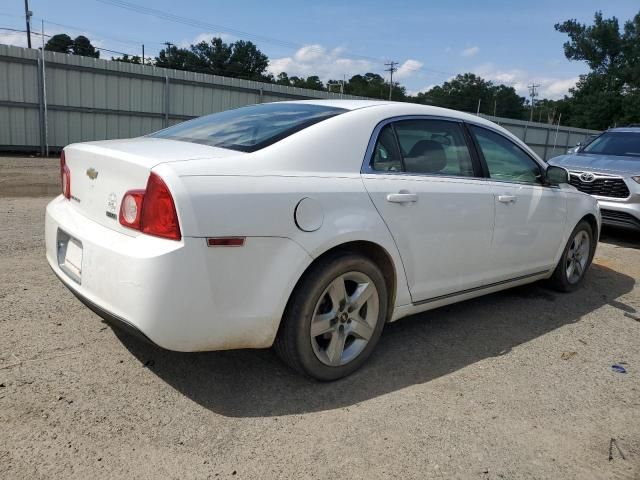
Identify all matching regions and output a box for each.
[86,167,99,180]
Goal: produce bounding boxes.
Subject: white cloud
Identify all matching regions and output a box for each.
[407,84,437,96]
[472,63,578,99]
[0,30,28,48]
[461,46,480,57]
[268,44,376,81]
[269,45,424,83]
[541,77,579,98]
[395,59,423,80]
[179,32,235,48]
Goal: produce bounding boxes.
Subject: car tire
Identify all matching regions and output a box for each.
[548,220,596,292]
[275,252,388,381]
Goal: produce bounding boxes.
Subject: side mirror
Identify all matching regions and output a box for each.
[546,165,569,186]
[575,141,583,152]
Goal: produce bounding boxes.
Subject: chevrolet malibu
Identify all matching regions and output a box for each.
[46,100,600,380]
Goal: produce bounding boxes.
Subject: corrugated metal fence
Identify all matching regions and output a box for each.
[1,44,599,159]
[0,44,364,153]
[477,114,599,161]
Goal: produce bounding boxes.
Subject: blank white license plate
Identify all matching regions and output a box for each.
[63,237,83,279]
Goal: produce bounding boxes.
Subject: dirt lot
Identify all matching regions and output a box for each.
[1,155,639,479]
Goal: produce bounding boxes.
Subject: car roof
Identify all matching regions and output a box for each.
[274,99,541,163]
[282,99,494,123]
[608,127,640,133]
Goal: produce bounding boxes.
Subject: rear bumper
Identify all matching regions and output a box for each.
[50,265,157,346]
[45,196,312,351]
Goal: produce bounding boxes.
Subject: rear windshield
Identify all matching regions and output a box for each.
[149,103,346,152]
[582,131,640,158]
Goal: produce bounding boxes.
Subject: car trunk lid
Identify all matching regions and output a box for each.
[63,137,236,235]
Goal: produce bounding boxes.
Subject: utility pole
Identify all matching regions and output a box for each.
[24,0,32,48]
[163,41,174,65]
[142,44,145,65]
[384,61,399,100]
[527,83,540,123]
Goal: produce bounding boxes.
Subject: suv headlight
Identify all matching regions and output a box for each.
[632,176,640,184]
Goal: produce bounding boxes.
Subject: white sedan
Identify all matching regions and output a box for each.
[45,100,600,380]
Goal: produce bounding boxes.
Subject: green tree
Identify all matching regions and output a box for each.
[155,37,269,80]
[190,37,232,73]
[343,73,406,100]
[155,45,200,70]
[275,72,291,86]
[287,75,325,90]
[413,73,525,119]
[44,34,74,54]
[112,54,142,64]
[554,10,640,129]
[44,34,100,58]
[72,35,99,58]
[227,40,269,80]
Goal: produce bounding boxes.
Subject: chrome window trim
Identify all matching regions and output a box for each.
[360,115,485,180]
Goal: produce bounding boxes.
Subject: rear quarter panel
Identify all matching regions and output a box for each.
[173,173,412,308]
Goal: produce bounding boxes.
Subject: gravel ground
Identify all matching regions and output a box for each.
[1,156,639,479]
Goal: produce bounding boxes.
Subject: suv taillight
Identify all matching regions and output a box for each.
[119,173,181,241]
[60,150,70,199]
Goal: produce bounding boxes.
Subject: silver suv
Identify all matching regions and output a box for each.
[549,127,640,232]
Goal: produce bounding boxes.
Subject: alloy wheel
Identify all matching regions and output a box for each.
[310,271,380,367]
[566,230,590,284]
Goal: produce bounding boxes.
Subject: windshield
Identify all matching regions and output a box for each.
[582,131,640,158]
[149,103,346,152]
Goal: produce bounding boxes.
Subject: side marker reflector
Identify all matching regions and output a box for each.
[207,237,245,247]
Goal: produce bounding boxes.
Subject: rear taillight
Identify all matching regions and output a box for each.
[119,173,181,241]
[60,150,70,199]
[118,190,145,230]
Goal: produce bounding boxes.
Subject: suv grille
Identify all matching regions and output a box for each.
[569,174,630,198]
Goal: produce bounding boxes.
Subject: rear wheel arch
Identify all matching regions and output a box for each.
[286,240,397,325]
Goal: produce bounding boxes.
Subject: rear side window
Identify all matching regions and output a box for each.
[372,125,403,172]
[150,103,346,152]
[371,119,475,177]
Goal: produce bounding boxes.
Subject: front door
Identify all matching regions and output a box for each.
[362,118,495,303]
[468,125,567,281]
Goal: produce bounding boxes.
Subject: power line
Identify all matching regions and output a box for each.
[92,0,391,64]
[0,26,137,57]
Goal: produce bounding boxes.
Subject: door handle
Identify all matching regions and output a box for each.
[386,192,418,204]
[497,195,517,204]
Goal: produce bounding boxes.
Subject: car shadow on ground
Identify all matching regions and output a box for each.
[599,226,639,249]
[113,261,634,418]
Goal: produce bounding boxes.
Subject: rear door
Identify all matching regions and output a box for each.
[468,124,567,280]
[362,117,495,303]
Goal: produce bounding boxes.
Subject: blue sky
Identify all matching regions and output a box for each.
[1,0,638,98]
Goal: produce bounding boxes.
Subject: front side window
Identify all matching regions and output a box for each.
[470,125,541,184]
[150,103,346,152]
[582,132,640,158]
[372,119,475,176]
